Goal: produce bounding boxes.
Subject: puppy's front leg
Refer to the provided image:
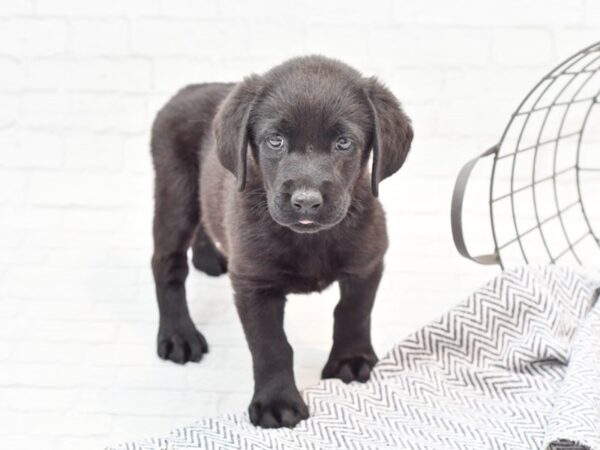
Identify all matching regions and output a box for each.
[322,262,382,383]
[233,283,308,428]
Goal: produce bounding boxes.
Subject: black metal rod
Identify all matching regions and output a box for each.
[552,62,600,264]
[495,131,581,161]
[506,52,589,264]
[574,85,600,249]
[492,165,576,202]
[486,41,600,266]
[513,95,598,116]
[554,232,591,261]
[497,200,580,250]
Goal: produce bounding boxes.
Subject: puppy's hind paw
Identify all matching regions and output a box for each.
[192,241,227,277]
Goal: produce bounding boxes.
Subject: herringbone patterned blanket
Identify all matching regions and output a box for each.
[111,266,600,450]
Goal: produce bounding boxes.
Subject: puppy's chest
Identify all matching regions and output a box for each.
[278,246,342,294]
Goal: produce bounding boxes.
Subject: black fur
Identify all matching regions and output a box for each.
[150,56,413,429]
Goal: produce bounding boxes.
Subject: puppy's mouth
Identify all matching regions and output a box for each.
[290,219,323,233]
[267,192,350,234]
[287,213,348,233]
[273,216,345,234]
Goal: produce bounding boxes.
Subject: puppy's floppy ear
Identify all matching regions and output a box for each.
[213,75,261,191]
[364,77,413,197]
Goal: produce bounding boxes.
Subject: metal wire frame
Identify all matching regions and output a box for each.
[452,41,600,268]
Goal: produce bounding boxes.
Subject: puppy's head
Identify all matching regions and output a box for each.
[214,56,413,234]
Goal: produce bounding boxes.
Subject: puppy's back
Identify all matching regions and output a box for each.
[151,83,234,169]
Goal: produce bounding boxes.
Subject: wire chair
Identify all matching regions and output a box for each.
[452,41,600,268]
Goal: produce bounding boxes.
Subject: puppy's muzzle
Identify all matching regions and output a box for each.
[268,178,349,232]
[291,188,323,214]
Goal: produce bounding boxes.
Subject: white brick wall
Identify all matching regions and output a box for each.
[0,1,597,448]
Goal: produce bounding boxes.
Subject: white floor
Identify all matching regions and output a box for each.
[0,179,499,449]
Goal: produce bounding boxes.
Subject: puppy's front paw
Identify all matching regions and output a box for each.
[322,352,378,383]
[157,319,208,364]
[249,388,309,428]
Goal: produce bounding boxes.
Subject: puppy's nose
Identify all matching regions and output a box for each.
[291,189,323,212]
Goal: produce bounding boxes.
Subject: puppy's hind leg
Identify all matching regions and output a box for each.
[152,161,208,364]
[191,224,227,276]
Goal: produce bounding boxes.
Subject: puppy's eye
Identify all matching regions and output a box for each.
[266,134,285,150]
[335,137,353,151]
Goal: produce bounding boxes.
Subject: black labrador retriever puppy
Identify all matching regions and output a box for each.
[150,55,413,429]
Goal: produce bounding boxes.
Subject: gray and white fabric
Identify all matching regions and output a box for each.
[110,266,600,450]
